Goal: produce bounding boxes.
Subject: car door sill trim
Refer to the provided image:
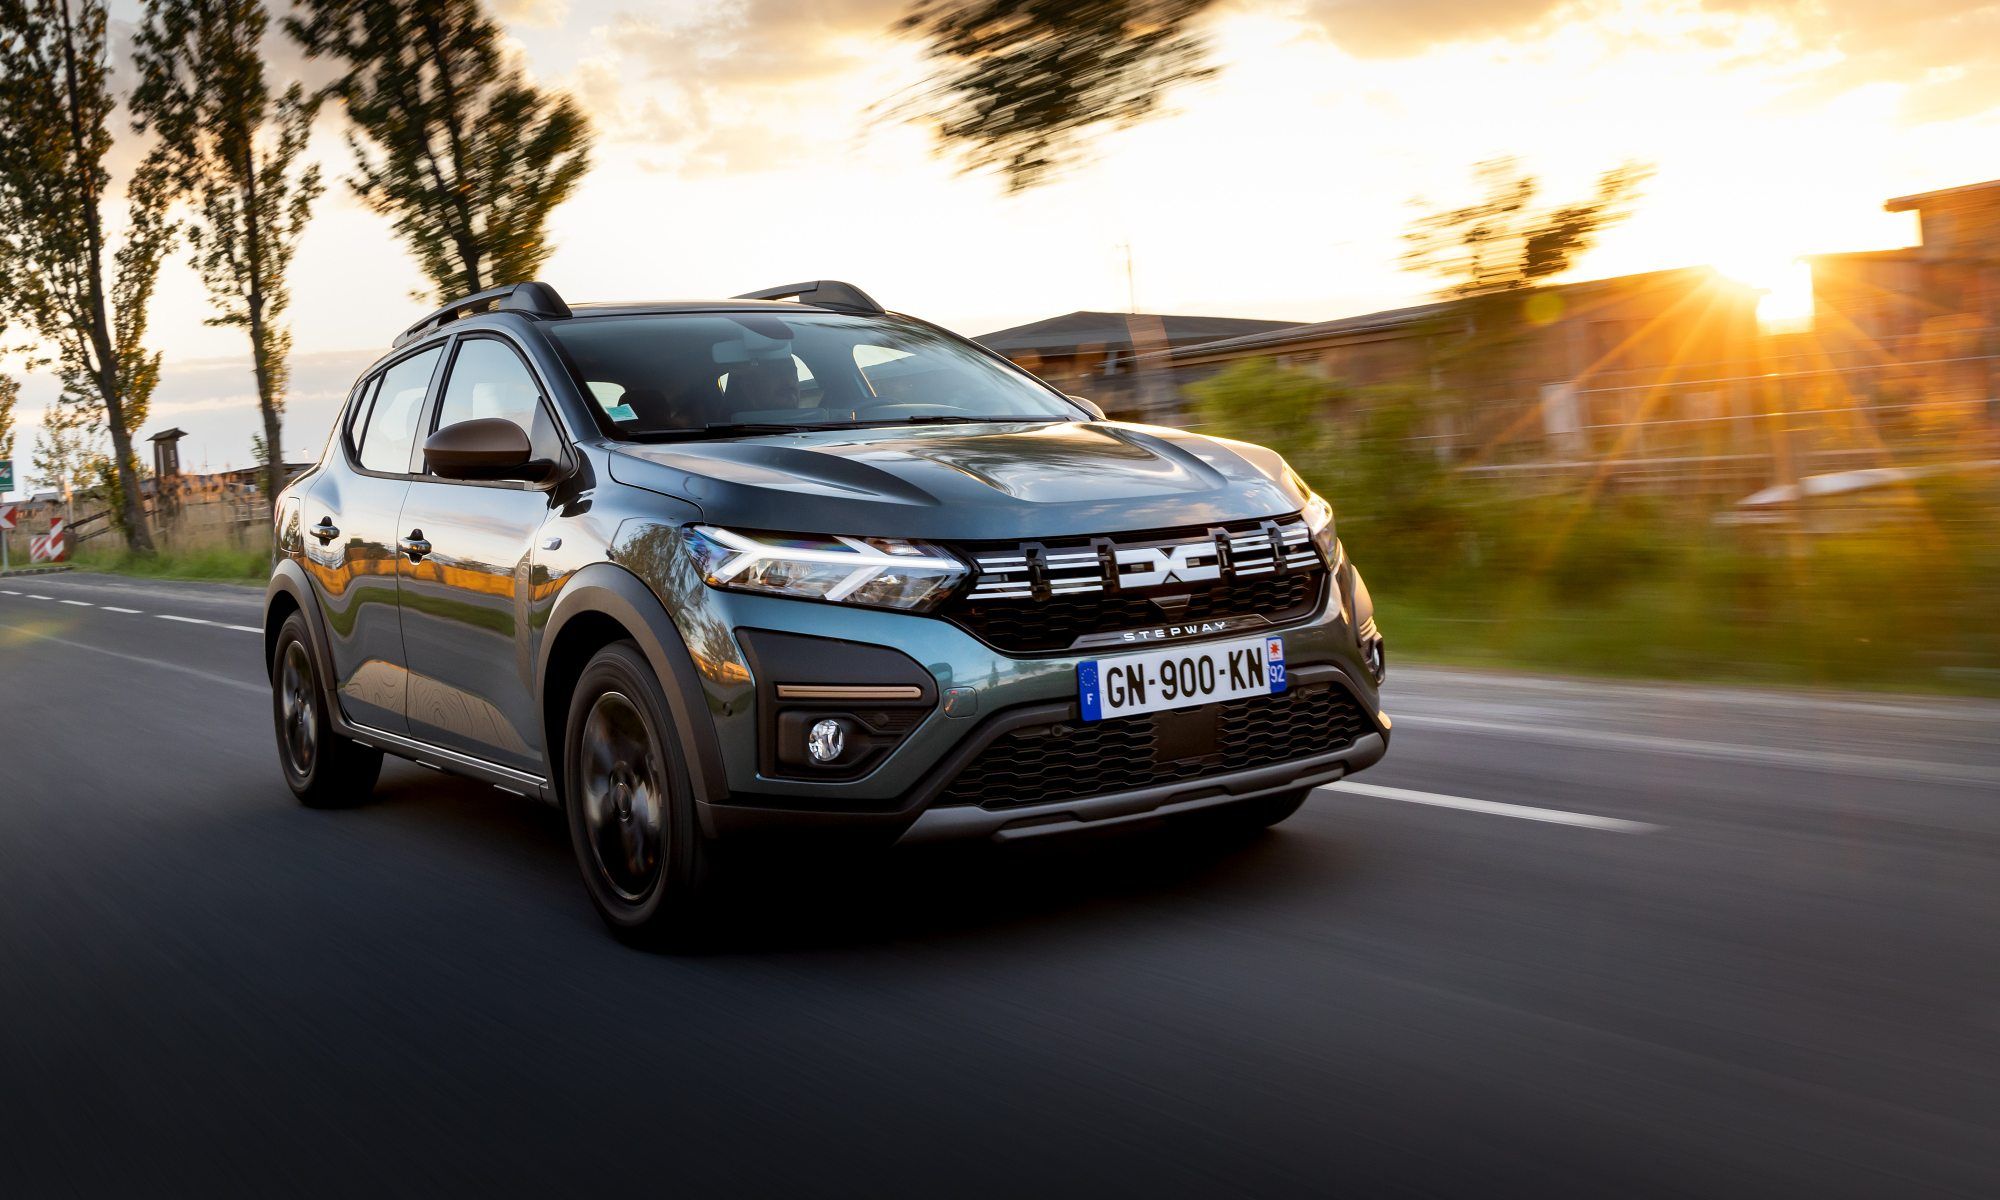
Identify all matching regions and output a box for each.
[347,720,552,799]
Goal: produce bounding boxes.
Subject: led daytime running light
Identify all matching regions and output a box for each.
[694,526,963,603]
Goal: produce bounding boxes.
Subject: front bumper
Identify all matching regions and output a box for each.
[627,526,1392,843]
[900,730,1387,843]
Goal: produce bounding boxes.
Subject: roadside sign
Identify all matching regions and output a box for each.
[0,458,12,492]
[30,517,67,564]
[0,503,16,531]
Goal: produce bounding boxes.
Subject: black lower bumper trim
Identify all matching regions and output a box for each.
[895,732,1384,843]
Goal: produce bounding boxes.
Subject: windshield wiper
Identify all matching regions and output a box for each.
[632,422,840,442]
[838,415,1025,427]
[629,415,1032,442]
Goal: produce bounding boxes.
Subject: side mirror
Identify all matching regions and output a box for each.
[424,418,551,483]
[1067,394,1108,420]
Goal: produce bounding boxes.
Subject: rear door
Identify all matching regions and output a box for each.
[301,343,445,734]
[395,334,566,774]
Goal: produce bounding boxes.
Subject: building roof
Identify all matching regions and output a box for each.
[1160,299,1452,361]
[1886,179,2000,212]
[1801,248,1926,265]
[1158,266,1739,364]
[974,311,1302,355]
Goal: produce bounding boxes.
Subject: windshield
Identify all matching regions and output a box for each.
[543,311,1082,438]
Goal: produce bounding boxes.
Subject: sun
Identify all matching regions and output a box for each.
[1709,252,1816,331]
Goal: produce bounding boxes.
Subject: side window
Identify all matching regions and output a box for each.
[342,375,382,460]
[357,346,442,474]
[433,338,563,466]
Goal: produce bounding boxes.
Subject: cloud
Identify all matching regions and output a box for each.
[605,0,904,87]
[1294,0,2000,121]
[491,0,574,28]
[571,0,915,173]
[1294,0,1575,57]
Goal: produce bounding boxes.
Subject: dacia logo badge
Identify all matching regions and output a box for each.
[1114,542,1221,589]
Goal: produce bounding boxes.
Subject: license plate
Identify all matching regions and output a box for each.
[1078,635,1286,722]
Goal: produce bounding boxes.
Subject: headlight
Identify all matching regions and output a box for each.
[687,525,967,611]
[1302,490,1336,564]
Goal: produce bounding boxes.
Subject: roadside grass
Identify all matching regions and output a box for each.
[1375,587,2000,697]
[73,541,270,585]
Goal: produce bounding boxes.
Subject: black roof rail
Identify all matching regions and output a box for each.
[733,280,885,315]
[393,280,572,347]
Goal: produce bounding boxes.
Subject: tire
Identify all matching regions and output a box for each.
[562,640,714,946]
[271,612,382,808]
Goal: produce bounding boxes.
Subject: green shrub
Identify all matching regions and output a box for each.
[1181,361,2000,693]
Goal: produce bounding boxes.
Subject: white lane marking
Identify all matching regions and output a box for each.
[0,620,262,694]
[8,590,253,630]
[1324,780,1662,833]
[1392,712,2000,789]
[0,588,19,594]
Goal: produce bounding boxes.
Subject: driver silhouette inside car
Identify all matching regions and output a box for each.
[720,356,804,416]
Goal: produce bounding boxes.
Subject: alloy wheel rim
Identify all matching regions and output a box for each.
[579,691,666,903]
[280,641,317,775]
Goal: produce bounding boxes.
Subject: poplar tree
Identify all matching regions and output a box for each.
[287,0,592,300]
[0,0,175,551]
[134,0,322,509]
[0,374,16,474]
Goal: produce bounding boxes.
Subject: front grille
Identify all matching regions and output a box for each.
[938,682,1371,810]
[944,516,1326,653]
[950,572,1322,655]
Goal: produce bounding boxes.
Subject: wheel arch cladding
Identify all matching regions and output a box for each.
[264,561,325,684]
[537,562,730,813]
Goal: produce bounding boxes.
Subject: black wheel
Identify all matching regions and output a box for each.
[271,612,382,808]
[562,641,713,945]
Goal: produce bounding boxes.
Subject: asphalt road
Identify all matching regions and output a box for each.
[2,570,1997,1198]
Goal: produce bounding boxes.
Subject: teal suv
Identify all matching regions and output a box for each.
[265,280,1391,942]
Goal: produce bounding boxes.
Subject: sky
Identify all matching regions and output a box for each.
[7,0,1999,496]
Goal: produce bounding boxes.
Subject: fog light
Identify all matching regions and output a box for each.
[1365,636,1387,684]
[807,718,847,764]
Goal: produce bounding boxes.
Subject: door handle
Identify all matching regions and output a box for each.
[400,530,432,562]
[310,517,340,544]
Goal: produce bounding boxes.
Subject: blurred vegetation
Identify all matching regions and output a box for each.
[1401,158,1652,421]
[1189,358,2000,694]
[900,0,1217,191]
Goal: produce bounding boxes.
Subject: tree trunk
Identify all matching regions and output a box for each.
[55,0,150,553]
[251,319,284,509]
[102,381,153,554]
[239,148,286,513]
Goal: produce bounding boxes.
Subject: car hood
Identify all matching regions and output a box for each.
[603,419,1308,541]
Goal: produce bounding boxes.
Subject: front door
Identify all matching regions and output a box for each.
[302,344,444,734]
[396,335,564,775]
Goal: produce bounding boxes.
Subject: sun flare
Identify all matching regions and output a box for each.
[1711,254,1817,331]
